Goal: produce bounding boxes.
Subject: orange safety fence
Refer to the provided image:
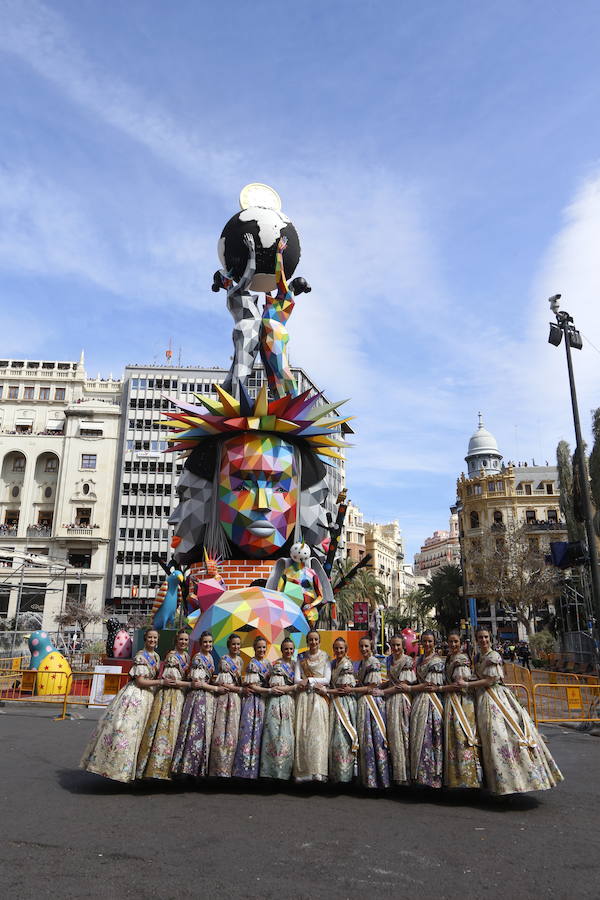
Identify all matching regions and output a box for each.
[504,661,599,688]
[0,669,130,718]
[532,681,600,728]
[505,682,532,716]
[0,655,27,671]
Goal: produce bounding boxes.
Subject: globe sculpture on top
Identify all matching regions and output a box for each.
[217,183,301,292]
[212,183,312,401]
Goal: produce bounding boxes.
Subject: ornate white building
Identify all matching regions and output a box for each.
[0,354,121,630]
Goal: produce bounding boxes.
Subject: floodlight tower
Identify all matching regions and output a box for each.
[547,294,600,633]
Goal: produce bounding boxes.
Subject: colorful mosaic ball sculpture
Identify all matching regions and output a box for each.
[27,630,71,696]
[189,586,309,664]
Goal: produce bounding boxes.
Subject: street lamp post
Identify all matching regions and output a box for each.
[547,294,600,636]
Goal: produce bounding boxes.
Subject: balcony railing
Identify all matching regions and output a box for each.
[0,525,18,536]
[516,488,556,496]
[57,526,96,537]
[524,520,565,531]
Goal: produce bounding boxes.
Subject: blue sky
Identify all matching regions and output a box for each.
[2,1,600,561]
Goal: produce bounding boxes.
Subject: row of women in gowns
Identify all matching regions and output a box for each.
[80,626,563,796]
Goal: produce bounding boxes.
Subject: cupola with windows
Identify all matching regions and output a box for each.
[465,413,503,477]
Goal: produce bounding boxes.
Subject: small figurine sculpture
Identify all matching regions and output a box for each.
[265,541,334,625]
[259,237,298,398]
[27,630,72,696]
[151,560,184,630]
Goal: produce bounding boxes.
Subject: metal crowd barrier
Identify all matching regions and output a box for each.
[504,661,598,688]
[0,669,129,719]
[0,655,26,671]
[504,682,532,716]
[532,682,600,728]
[2,667,597,730]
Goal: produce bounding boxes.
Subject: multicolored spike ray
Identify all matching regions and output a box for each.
[159,383,352,462]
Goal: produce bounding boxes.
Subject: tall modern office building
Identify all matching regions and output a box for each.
[107,364,346,616]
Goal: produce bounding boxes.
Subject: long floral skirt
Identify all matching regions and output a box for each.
[171,689,215,777]
[80,682,154,783]
[328,695,358,783]
[137,686,186,780]
[232,695,266,779]
[260,695,295,780]
[386,692,411,785]
[294,691,329,781]
[357,695,390,789]
[410,693,443,788]
[209,692,241,777]
[476,685,563,795]
[443,693,483,789]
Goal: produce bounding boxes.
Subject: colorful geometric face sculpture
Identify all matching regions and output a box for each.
[169,467,212,561]
[218,433,298,558]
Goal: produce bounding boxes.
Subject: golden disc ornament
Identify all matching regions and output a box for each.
[239,182,282,211]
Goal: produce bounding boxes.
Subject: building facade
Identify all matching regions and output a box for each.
[107,364,347,616]
[455,416,567,639]
[414,512,461,580]
[0,355,121,630]
[364,520,405,605]
[344,500,366,563]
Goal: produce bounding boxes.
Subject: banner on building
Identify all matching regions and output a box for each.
[353,601,369,626]
[468,597,478,630]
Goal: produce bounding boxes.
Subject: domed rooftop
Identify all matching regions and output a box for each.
[467,414,500,456]
[465,413,503,476]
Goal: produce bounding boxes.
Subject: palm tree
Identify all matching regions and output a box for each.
[331,559,388,628]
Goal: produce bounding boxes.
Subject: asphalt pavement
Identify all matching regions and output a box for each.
[0,705,598,899]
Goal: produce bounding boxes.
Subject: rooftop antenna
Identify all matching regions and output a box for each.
[178,346,182,367]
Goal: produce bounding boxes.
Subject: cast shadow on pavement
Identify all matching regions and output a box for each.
[58,768,540,811]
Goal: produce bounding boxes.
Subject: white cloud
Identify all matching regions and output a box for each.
[472,170,600,464]
[0,0,240,188]
[531,170,600,408]
[0,165,220,309]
